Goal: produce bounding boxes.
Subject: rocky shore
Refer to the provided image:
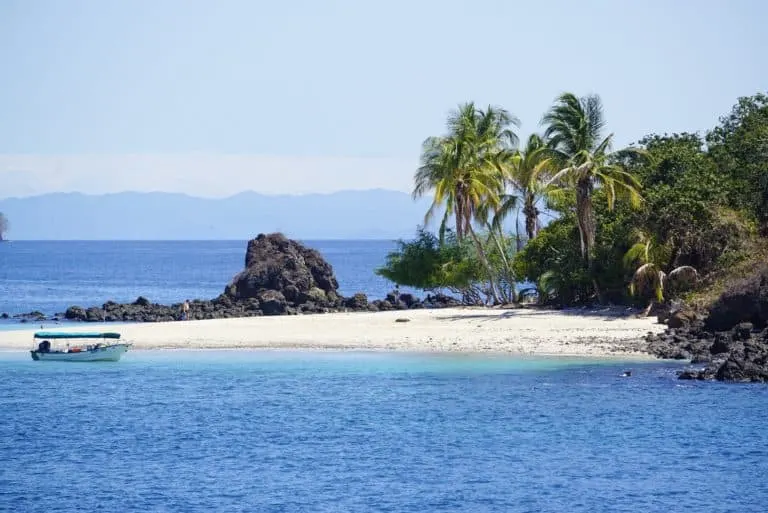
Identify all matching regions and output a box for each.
[5,233,462,324]
[6,233,768,385]
[645,265,768,383]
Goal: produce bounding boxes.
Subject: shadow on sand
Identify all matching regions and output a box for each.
[435,305,651,323]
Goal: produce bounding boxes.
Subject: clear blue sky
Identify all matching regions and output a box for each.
[0,0,766,197]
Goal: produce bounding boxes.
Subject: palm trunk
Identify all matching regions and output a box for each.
[576,177,602,303]
[575,177,596,266]
[485,222,517,303]
[523,194,538,241]
[455,203,463,241]
[467,225,500,305]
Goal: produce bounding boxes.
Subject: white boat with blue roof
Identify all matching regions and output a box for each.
[30,331,132,361]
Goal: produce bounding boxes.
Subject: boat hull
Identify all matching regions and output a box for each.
[30,344,131,362]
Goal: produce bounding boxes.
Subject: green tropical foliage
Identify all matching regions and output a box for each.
[495,133,555,241]
[541,93,644,267]
[623,229,698,306]
[412,102,520,303]
[375,227,517,305]
[706,93,768,231]
[380,91,767,309]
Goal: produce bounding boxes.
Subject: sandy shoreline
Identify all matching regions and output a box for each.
[0,306,666,358]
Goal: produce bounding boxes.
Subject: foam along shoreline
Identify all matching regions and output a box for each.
[0,306,667,357]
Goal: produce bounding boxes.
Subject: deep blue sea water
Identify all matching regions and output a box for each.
[1,350,767,512]
[0,240,417,319]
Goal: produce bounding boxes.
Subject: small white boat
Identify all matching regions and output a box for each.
[30,331,132,362]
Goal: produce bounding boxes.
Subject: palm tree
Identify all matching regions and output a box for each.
[624,230,698,315]
[413,102,520,303]
[541,93,643,267]
[493,133,555,241]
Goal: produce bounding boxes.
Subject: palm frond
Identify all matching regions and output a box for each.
[623,242,649,268]
[630,263,665,302]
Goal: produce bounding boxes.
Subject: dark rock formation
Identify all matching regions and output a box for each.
[343,293,369,310]
[705,265,768,331]
[13,311,47,322]
[53,233,464,325]
[256,290,286,316]
[134,296,151,307]
[648,316,768,383]
[64,306,86,321]
[645,265,768,383]
[226,233,339,304]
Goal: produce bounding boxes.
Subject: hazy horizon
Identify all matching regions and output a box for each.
[0,189,447,240]
[0,186,412,201]
[2,0,767,203]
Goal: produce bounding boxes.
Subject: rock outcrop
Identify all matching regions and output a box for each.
[704,265,768,332]
[224,233,341,313]
[646,265,768,383]
[51,233,464,324]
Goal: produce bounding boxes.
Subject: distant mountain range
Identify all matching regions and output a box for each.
[0,189,443,240]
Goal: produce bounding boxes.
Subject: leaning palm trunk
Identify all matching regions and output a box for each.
[467,225,501,304]
[575,176,596,265]
[484,223,517,303]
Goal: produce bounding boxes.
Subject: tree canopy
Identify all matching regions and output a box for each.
[380,91,768,309]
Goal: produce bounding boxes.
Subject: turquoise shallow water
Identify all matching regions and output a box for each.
[1,350,767,512]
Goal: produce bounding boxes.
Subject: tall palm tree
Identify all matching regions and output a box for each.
[493,133,555,241]
[413,102,519,303]
[541,93,643,266]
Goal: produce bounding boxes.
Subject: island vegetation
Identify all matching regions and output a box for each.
[377,91,768,312]
[0,212,8,241]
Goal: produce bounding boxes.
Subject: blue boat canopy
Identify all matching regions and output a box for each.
[33,331,121,340]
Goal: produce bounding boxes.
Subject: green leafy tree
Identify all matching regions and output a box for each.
[375,228,487,303]
[706,92,768,230]
[630,133,752,274]
[541,93,643,268]
[412,102,520,303]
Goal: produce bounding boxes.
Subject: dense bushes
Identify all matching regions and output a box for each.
[375,228,518,305]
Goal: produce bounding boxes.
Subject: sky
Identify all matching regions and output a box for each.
[0,0,766,199]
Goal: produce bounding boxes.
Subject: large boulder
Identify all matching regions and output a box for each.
[64,306,87,321]
[225,233,340,314]
[257,290,287,315]
[705,265,768,331]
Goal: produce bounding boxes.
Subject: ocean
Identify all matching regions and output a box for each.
[2,241,767,512]
[1,350,766,512]
[0,240,418,320]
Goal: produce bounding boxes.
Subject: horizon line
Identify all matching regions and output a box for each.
[0,237,404,243]
[0,187,417,202]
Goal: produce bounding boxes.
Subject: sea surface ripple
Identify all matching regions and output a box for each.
[1,350,766,512]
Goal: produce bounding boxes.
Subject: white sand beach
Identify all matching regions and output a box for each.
[1,307,666,357]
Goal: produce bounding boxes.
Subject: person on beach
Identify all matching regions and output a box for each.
[181,300,190,321]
